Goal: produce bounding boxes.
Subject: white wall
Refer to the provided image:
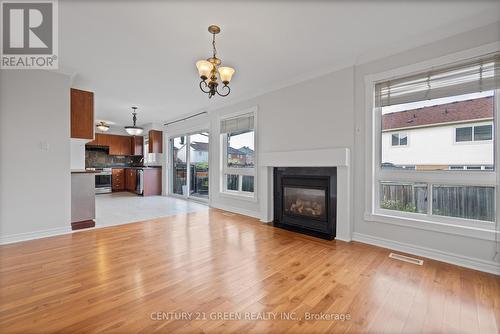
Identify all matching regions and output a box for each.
[382,121,494,166]
[70,139,87,170]
[0,70,72,242]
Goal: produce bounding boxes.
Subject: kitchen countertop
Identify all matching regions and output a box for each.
[71,169,99,173]
[109,166,162,169]
[82,166,162,171]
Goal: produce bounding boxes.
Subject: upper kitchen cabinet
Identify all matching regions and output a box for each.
[87,133,107,146]
[131,136,144,156]
[148,130,163,153]
[70,88,94,140]
[108,135,131,156]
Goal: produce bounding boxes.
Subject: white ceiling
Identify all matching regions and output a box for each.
[60,1,500,127]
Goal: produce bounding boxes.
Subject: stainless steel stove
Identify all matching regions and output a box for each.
[89,168,112,194]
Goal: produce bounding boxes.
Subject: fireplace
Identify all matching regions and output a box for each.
[273,167,337,240]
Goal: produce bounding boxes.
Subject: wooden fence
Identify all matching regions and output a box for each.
[380,182,495,222]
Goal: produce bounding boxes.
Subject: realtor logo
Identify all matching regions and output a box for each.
[1,0,58,69]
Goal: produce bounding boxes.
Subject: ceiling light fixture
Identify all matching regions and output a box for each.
[124,106,144,135]
[196,25,235,99]
[96,121,110,132]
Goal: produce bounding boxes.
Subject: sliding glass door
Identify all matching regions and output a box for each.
[170,132,209,201]
[172,136,187,195]
[189,132,209,199]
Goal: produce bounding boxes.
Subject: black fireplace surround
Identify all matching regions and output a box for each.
[273,167,337,240]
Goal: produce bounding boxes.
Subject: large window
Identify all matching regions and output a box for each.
[373,53,499,226]
[220,112,255,196]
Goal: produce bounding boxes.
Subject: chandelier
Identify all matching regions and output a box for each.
[96,121,109,132]
[196,25,235,98]
[124,107,144,135]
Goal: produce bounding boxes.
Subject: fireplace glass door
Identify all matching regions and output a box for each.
[283,186,327,221]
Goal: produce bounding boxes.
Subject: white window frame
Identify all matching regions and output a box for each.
[454,123,493,143]
[219,107,258,200]
[391,131,408,147]
[364,43,499,241]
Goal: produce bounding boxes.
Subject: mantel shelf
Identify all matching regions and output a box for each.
[260,147,350,167]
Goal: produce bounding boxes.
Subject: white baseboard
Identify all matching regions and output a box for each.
[0,226,73,245]
[211,203,261,220]
[335,236,352,243]
[352,232,500,275]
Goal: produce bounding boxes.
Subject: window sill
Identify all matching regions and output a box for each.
[219,191,258,202]
[364,212,498,241]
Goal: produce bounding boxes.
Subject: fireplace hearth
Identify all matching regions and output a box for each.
[273,167,337,240]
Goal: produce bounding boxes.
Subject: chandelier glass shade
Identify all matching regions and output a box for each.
[124,107,144,135]
[96,121,110,132]
[196,25,235,98]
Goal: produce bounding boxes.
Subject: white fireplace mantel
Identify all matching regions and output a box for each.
[259,147,352,242]
[260,147,349,167]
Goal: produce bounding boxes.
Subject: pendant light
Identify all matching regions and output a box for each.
[124,106,144,135]
[96,121,110,132]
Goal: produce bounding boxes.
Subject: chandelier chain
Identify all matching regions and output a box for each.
[212,33,217,58]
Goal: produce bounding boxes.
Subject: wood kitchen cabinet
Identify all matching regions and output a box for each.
[112,168,125,191]
[71,88,94,139]
[87,133,106,146]
[130,136,143,156]
[107,135,132,156]
[107,136,119,155]
[86,134,139,156]
[125,168,137,192]
[148,130,163,153]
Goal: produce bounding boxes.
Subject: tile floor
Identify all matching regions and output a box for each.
[95,192,208,227]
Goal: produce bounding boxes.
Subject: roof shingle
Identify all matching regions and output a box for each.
[382,96,493,131]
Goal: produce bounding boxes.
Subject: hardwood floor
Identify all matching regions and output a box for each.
[0,209,499,333]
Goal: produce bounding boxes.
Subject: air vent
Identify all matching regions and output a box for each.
[389,252,424,265]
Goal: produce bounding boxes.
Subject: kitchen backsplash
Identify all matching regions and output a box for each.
[85,150,142,168]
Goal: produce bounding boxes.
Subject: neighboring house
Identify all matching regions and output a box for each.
[173,142,209,164]
[227,147,247,166]
[189,142,209,163]
[172,145,185,163]
[382,96,494,170]
[227,146,255,167]
[237,146,255,165]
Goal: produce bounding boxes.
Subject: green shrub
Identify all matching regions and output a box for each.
[381,199,416,213]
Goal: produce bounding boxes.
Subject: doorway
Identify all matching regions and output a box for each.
[171,132,209,201]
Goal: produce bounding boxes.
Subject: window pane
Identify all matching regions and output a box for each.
[432,185,495,222]
[226,174,239,191]
[172,136,187,195]
[456,127,472,142]
[381,91,494,171]
[227,130,254,168]
[399,133,407,145]
[391,133,399,146]
[474,125,492,141]
[380,181,428,214]
[242,175,254,192]
[189,132,209,199]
